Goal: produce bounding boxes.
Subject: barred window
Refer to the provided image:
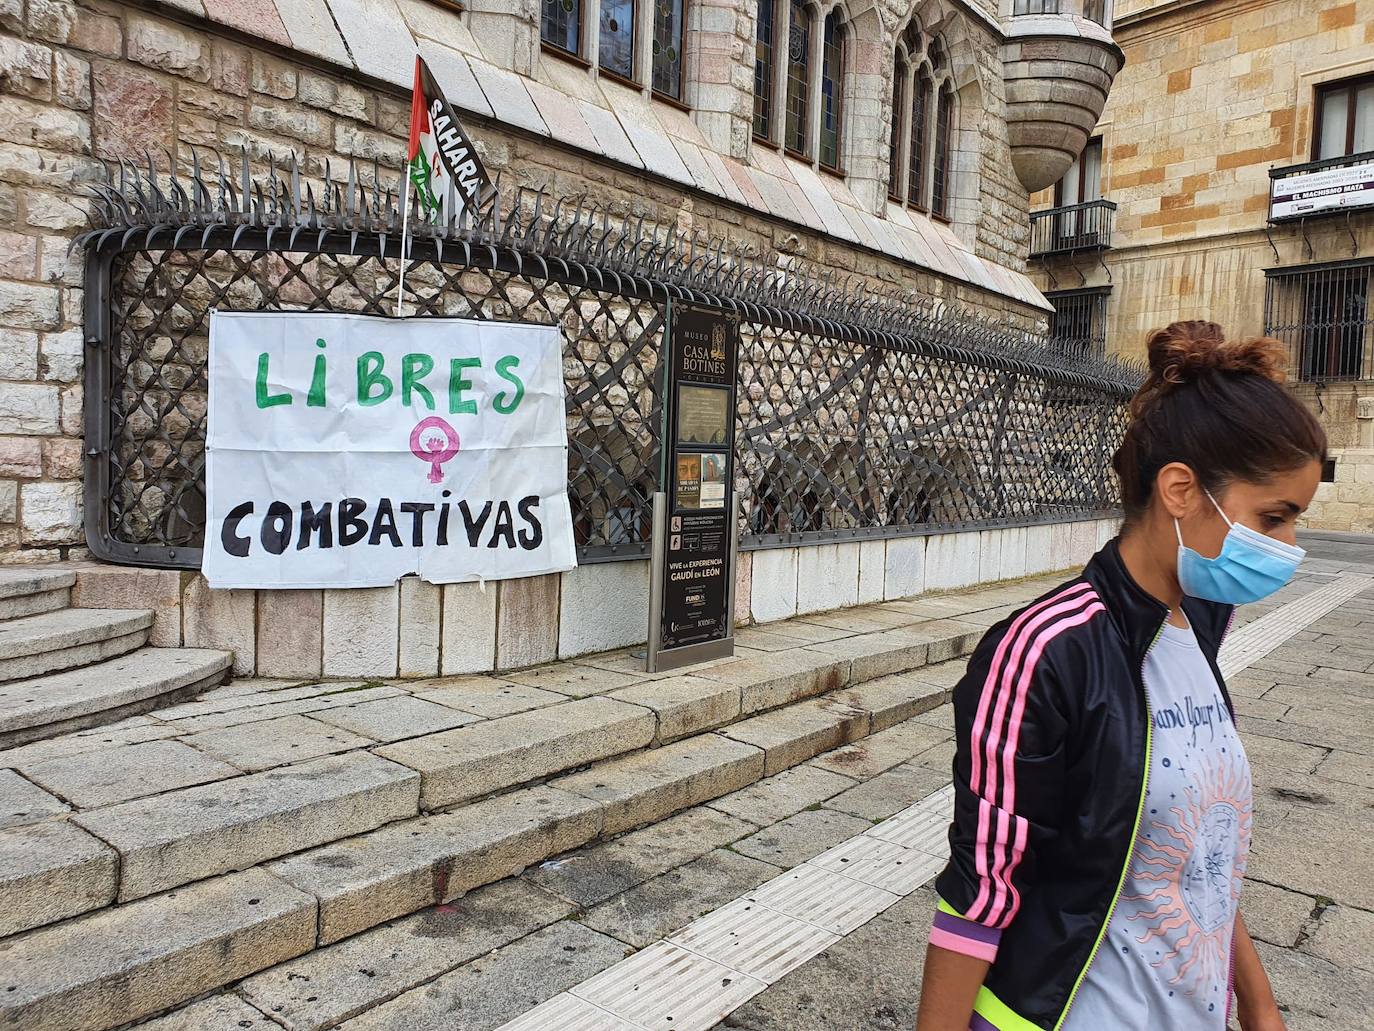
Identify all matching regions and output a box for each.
[1014,0,1060,12]
[542,0,582,56]
[652,0,686,99]
[1083,0,1108,25]
[819,11,845,170]
[1315,74,1374,160]
[785,0,812,155]
[888,65,905,199]
[932,84,953,217]
[1264,261,1374,382]
[600,0,635,80]
[754,0,776,139]
[1047,289,1110,360]
[908,69,931,208]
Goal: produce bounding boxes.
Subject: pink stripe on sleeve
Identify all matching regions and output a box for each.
[930,926,999,963]
[968,583,1091,795]
[985,600,1105,927]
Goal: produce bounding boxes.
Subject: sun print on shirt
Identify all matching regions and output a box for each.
[1117,747,1253,1000]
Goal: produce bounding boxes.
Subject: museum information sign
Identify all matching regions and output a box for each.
[648,304,740,671]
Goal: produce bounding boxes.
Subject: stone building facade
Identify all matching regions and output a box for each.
[1026,0,1374,529]
[0,0,1124,562]
[0,0,1126,676]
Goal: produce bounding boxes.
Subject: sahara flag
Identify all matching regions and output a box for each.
[406,56,493,221]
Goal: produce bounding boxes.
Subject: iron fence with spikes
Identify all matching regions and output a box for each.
[74,150,1142,569]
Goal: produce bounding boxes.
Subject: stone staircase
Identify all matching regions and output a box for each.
[0,573,1054,1031]
[0,569,233,749]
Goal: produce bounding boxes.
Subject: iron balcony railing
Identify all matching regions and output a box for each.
[1264,257,1374,383]
[73,151,1143,570]
[1029,199,1117,258]
[1268,149,1374,224]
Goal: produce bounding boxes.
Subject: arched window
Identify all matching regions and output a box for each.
[887,63,905,199]
[754,1,850,168]
[652,0,686,99]
[599,0,635,79]
[541,1,689,104]
[888,22,956,215]
[784,0,812,154]
[908,68,931,209]
[754,1,777,139]
[932,83,954,218]
[819,11,845,170]
[542,0,582,56]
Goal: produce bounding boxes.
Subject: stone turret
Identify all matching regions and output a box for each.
[1000,3,1125,192]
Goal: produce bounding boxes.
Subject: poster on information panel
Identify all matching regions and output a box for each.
[202,312,576,589]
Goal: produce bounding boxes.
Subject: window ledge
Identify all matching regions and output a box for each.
[541,42,591,69]
[652,89,691,114]
[598,67,642,92]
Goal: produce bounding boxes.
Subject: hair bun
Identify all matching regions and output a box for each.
[1145,320,1287,388]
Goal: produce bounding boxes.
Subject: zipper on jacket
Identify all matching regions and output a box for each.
[1053,618,1164,1030]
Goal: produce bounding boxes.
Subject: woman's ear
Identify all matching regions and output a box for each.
[1154,462,1197,520]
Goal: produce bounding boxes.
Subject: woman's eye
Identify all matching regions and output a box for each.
[1261,514,1285,529]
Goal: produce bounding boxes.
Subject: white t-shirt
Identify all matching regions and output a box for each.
[1061,619,1253,1030]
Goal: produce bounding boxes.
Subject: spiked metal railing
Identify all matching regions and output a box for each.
[76,151,1142,569]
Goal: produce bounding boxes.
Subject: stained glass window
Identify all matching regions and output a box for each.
[888,65,904,198]
[908,70,931,207]
[784,0,810,154]
[542,0,581,55]
[600,0,635,79]
[932,84,953,217]
[652,0,685,99]
[818,11,844,169]
[754,0,775,138]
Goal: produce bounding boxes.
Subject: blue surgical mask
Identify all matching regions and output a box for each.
[1175,490,1304,605]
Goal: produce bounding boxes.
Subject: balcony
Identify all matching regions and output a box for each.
[1268,150,1374,224]
[1029,199,1117,258]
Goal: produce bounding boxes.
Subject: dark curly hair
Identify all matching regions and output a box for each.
[1112,320,1327,520]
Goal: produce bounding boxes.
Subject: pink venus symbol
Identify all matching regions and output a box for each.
[410,416,460,484]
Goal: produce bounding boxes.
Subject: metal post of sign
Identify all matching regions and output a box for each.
[725,491,740,634]
[646,490,668,672]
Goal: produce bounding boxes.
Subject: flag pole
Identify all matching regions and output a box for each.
[396,161,411,318]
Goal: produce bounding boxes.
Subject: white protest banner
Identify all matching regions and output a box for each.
[203,312,576,589]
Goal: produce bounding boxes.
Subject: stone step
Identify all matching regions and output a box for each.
[0,867,316,1031]
[71,751,421,904]
[0,665,963,1029]
[269,784,604,945]
[0,569,76,622]
[0,609,153,683]
[373,696,658,811]
[0,648,233,749]
[0,818,117,938]
[262,668,957,945]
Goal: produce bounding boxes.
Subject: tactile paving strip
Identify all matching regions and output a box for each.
[1219,574,1373,678]
[495,786,953,1031]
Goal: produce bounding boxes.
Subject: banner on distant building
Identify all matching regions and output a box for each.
[1270,157,1374,221]
[203,312,575,589]
[406,55,493,221]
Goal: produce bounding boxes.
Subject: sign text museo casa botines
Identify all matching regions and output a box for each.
[203,312,576,588]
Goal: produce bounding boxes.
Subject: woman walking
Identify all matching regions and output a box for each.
[916,321,1324,1031]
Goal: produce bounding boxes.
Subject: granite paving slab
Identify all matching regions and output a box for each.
[20,738,241,808]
